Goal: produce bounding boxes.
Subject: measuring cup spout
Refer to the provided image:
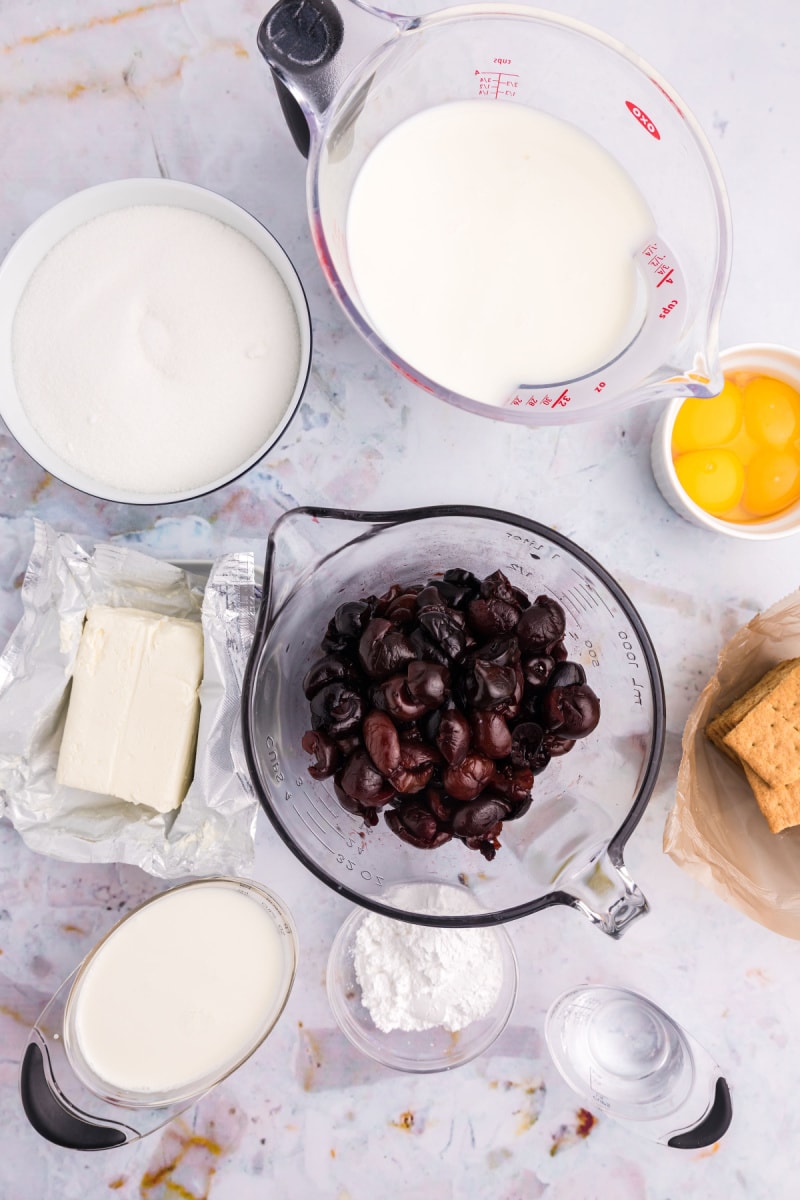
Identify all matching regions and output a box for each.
[562,850,649,938]
[257,0,410,156]
[262,505,383,625]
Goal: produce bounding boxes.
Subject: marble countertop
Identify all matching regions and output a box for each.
[1,0,799,1196]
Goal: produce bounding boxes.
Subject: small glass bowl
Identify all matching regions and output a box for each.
[326,888,519,1073]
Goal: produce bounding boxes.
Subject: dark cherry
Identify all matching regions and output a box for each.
[406,660,450,709]
[510,722,545,770]
[475,635,520,668]
[302,653,355,700]
[490,763,534,805]
[462,658,518,709]
[378,675,429,722]
[301,729,339,779]
[443,753,494,802]
[516,595,566,652]
[333,771,380,826]
[540,684,600,738]
[429,569,479,610]
[340,750,395,807]
[389,741,439,794]
[436,708,471,766]
[415,585,446,612]
[310,683,364,737]
[479,569,521,606]
[418,609,466,660]
[385,806,451,849]
[331,600,373,641]
[384,591,420,626]
[363,709,401,775]
[452,796,508,839]
[522,653,555,689]
[358,618,416,679]
[547,661,586,690]
[470,710,512,759]
[406,626,450,667]
[466,596,520,638]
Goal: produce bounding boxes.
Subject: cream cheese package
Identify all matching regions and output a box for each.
[57,606,204,813]
[0,521,259,877]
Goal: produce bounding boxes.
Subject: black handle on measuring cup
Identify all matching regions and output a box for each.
[257,0,345,157]
[20,1043,128,1151]
[667,1077,733,1149]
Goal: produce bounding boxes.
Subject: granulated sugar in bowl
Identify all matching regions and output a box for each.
[0,179,312,504]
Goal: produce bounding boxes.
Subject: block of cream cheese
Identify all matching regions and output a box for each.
[57,605,204,812]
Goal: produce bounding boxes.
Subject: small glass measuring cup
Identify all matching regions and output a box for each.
[257,0,731,423]
[240,505,666,936]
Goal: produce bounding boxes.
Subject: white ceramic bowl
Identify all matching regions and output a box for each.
[651,343,800,539]
[0,179,312,505]
[326,886,519,1074]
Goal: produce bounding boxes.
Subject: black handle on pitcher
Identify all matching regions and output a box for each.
[257,0,345,157]
[20,1042,128,1151]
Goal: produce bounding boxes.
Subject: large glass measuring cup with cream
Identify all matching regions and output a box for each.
[20,879,297,1150]
[258,0,731,423]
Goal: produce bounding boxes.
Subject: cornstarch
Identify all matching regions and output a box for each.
[353,883,504,1033]
[12,204,301,494]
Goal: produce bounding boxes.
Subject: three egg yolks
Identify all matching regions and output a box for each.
[671,373,800,520]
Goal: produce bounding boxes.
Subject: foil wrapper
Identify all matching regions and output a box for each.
[0,521,259,878]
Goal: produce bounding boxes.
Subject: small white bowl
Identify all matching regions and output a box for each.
[326,889,519,1074]
[651,343,800,539]
[0,179,312,505]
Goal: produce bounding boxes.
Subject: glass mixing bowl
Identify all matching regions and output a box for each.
[241,506,665,935]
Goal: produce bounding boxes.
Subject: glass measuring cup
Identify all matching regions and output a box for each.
[20,878,298,1150]
[241,505,666,935]
[257,0,731,423]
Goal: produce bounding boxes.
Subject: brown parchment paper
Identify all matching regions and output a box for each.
[664,586,800,939]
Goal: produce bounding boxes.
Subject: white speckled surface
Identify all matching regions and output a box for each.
[1,1,799,1196]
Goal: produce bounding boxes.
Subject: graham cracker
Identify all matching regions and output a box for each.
[742,763,800,834]
[705,658,800,762]
[724,663,800,786]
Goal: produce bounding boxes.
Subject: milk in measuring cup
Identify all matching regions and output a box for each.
[346,101,655,405]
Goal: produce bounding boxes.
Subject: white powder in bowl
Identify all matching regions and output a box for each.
[12,204,303,495]
[353,883,505,1034]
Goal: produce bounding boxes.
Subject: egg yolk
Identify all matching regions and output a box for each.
[742,447,800,517]
[674,449,745,515]
[671,370,800,521]
[743,376,800,446]
[671,380,743,454]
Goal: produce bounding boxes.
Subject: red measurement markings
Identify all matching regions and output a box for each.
[625,101,660,139]
[475,68,519,99]
[510,387,571,409]
[642,241,680,319]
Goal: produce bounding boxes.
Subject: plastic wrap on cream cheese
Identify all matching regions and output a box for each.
[0,520,259,878]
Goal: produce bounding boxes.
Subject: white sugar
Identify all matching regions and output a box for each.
[12,204,302,495]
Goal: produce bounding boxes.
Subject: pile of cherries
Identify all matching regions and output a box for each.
[301,568,600,860]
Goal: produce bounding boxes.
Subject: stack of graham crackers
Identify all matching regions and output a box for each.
[706,658,800,833]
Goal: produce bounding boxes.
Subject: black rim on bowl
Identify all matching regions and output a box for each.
[241,503,666,927]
